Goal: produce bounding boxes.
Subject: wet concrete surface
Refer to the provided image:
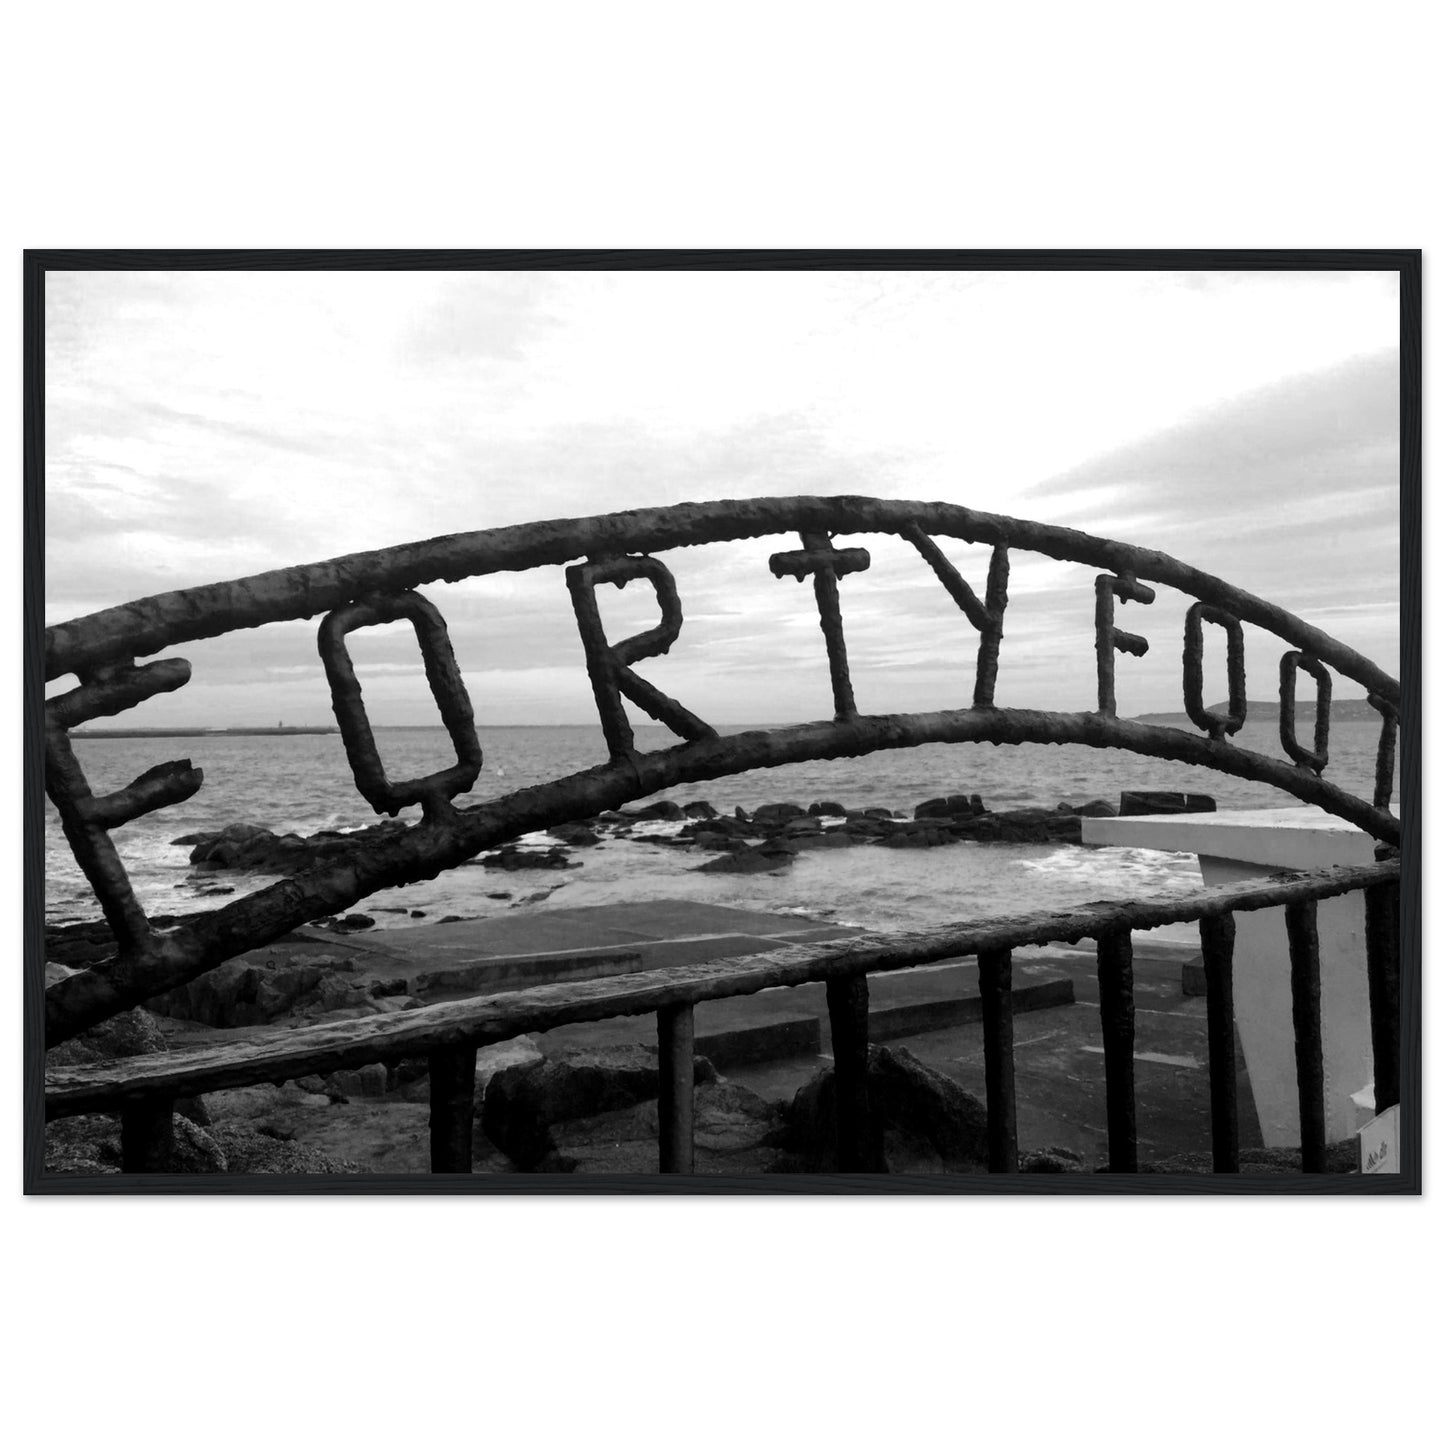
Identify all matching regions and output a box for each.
[726,941,1265,1169]
[186,903,1263,1172]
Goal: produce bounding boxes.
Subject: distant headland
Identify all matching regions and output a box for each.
[1130,698,1382,726]
[69,725,338,739]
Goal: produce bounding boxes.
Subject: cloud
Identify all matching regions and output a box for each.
[44,273,1401,724]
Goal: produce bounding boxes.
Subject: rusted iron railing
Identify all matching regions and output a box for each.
[44,859,1401,1174]
[40,497,1405,1177]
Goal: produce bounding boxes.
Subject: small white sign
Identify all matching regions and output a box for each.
[1359,1105,1400,1174]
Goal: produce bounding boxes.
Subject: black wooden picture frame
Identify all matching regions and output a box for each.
[23,248,1422,1196]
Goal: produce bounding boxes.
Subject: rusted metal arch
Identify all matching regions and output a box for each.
[44,495,1400,707]
[45,705,1399,1044]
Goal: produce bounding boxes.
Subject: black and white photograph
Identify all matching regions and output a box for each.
[26,254,1418,1193]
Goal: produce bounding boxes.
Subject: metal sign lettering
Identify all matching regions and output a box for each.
[42,497,1403,1043]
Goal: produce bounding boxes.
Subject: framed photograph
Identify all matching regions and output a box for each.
[24,250,1420,1194]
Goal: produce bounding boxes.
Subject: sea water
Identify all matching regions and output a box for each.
[44,718,1395,943]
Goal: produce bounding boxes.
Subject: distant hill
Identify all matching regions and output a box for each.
[1131,698,1383,726]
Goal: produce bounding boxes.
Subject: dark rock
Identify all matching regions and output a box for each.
[782,816,823,836]
[622,800,685,822]
[681,814,753,839]
[753,802,806,824]
[181,819,413,876]
[880,827,949,849]
[176,1095,213,1127]
[547,823,601,846]
[169,1115,228,1172]
[480,845,577,871]
[1119,791,1216,816]
[44,1115,123,1174]
[1072,798,1118,817]
[481,1046,719,1169]
[786,1045,989,1173]
[322,1062,389,1099]
[549,1082,795,1174]
[47,1113,232,1176]
[409,909,427,918]
[47,1007,168,1067]
[207,1123,361,1174]
[916,793,983,821]
[694,843,797,874]
[682,800,718,819]
[149,951,362,1028]
[808,800,847,817]
[1020,1147,1087,1173]
[947,808,1083,844]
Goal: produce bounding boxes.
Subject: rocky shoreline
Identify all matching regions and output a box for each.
[44,786,1247,1179]
[162,786,1211,904]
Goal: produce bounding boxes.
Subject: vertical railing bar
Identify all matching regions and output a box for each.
[1284,899,1327,1173]
[657,1002,696,1175]
[977,946,1018,1172]
[121,1098,175,1173]
[428,1043,478,1173]
[1363,877,1401,1114]
[826,973,877,1171]
[1199,911,1240,1172]
[1095,929,1138,1172]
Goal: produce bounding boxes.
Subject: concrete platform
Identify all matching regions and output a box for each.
[1083,806,1380,1147]
[258,900,1240,1169]
[321,901,860,1000]
[304,902,1080,1068]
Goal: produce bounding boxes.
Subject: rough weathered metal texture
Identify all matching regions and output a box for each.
[902,526,1008,708]
[1278,651,1331,774]
[44,657,203,951]
[770,532,870,722]
[566,554,717,760]
[1364,880,1401,1114]
[47,860,1398,1119]
[44,708,1402,1044]
[46,658,192,730]
[1183,602,1247,739]
[976,946,1018,1172]
[45,728,156,950]
[826,974,878,1171]
[1199,912,1240,1173]
[1095,929,1138,1172]
[1284,900,1327,1173]
[83,759,206,831]
[318,590,482,816]
[427,1043,478,1173]
[45,497,1400,709]
[121,1099,174,1173]
[1369,693,1399,811]
[657,1003,696,1175]
[1093,573,1154,717]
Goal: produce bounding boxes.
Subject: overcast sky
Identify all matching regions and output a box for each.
[44,268,1400,726]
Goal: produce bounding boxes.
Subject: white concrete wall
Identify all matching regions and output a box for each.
[1083,808,1377,1148]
